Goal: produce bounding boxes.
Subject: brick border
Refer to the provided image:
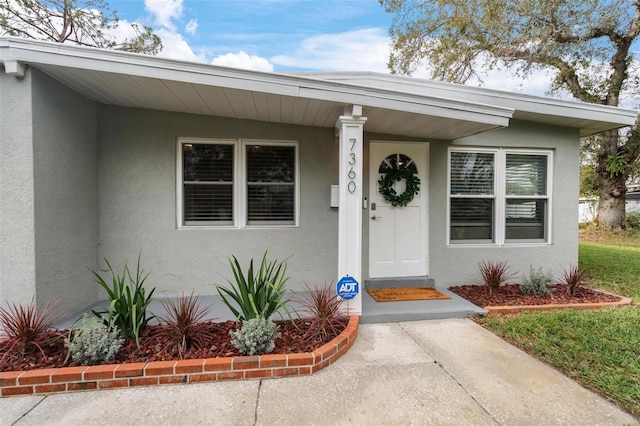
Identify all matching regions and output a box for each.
[485,291,634,314]
[0,315,359,397]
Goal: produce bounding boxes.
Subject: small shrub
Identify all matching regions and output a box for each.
[157,292,214,358]
[626,211,640,229]
[477,260,516,295]
[91,253,155,347]
[521,266,554,296]
[559,265,588,296]
[0,299,60,366]
[293,283,348,342]
[230,316,279,356]
[65,315,123,365]
[216,251,291,322]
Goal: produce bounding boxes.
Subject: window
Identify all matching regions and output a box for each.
[450,151,495,242]
[449,149,551,244]
[246,144,296,225]
[178,139,298,227]
[505,154,548,241]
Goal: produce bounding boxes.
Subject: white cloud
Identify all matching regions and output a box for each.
[211,51,274,72]
[185,19,198,36]
[270,28,390,72]
[155,28,205,62]
[145,0,183,30]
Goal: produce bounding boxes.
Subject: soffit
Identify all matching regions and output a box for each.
[0,38,513,140]
[302,72,638,137]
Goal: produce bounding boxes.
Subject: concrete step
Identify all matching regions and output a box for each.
[365,276,436,289]
[360,287,486,324]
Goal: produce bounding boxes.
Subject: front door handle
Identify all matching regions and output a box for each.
[371,215,380,220]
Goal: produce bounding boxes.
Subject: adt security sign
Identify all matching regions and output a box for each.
[336,275,359,300]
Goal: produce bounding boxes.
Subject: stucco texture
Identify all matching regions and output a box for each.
[0,67,37,308]
[427,120,580,286]
[97,106,339,297]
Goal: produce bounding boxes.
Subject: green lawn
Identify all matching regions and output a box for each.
[479,240,640,419]
[579,242,640,300]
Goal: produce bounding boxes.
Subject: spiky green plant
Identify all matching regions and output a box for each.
[90,253,155,347]
[216,251,291,322]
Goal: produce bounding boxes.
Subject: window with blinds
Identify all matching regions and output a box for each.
[448,149,551,244]
[183,143,234,225]
[178,139,298,228]
[505,153,548,240]
[246,145,295,224]
[449,151,495,242]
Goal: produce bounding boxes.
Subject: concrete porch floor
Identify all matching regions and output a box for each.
[361,287,486,323]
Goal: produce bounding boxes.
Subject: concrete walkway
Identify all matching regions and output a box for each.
[2,319,637,426]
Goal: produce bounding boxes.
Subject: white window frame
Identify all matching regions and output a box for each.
[177,138,300,229]
[447,148,553,246]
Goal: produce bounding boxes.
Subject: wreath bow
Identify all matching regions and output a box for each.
[378,165,420,207]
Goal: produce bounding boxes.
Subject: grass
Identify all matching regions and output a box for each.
[579,242,640,300]
[479,227,640,419]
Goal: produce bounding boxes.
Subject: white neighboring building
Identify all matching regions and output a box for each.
[579,192,640,223]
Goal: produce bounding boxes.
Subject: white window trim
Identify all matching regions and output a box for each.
[447,147,553,246]
[176,137,300,229]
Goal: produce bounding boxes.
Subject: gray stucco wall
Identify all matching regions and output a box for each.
[30,69,99,315]
[428,120,580,286]
[0,67,37,308]
[97,106,339,297]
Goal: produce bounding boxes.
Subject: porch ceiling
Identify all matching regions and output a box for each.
[31,64,504,140]
[2,37,636,140]
[1,37,512,140]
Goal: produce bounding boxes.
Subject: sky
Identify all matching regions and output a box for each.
[104,0,565,97]
[98,0,640,106]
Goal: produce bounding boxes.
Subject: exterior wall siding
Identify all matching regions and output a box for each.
[97,106,339,296]
[31,69,99,315]
[0,67,37,308]
[428,120,580,286]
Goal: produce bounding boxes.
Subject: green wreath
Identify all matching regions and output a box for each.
[378,165,421,207]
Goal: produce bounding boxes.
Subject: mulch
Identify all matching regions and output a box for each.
[0,317,348,372]
[449,284,622,308]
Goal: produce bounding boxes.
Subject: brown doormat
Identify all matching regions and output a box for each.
[366,287,451,302]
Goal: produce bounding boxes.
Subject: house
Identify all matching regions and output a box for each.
[1,37,637,317]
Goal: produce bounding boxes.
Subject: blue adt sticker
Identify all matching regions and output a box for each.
[336,275,359,300]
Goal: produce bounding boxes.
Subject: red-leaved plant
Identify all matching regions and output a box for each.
[0,299,61,367]
[559,265,588,296]
[293,283,348,343]
[156,292,214,358]
[477,260,517,295]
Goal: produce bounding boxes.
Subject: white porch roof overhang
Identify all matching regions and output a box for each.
[1,37,636,138]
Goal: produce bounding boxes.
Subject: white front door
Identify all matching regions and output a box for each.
[369,141,429,278]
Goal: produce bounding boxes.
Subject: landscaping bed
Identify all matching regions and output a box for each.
[450,284,632,313]
[1,317,348,372]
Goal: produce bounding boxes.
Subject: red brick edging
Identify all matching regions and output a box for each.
[0,315,359,397]
[485,291,634,314]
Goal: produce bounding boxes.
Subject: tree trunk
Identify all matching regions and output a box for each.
[595,130,628,228]
[596,170,627,228]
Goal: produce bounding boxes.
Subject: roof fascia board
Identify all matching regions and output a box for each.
[0,37,512,126]
[305,71,638,128]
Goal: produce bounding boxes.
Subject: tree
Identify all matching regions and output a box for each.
[0,0,161,55]
[381,0,640,228]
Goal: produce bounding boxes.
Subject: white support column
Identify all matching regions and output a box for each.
[336,106,367,315]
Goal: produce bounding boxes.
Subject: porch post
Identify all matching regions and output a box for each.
[336,106,367,315]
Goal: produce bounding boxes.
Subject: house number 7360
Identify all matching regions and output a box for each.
[347,138,357,193]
